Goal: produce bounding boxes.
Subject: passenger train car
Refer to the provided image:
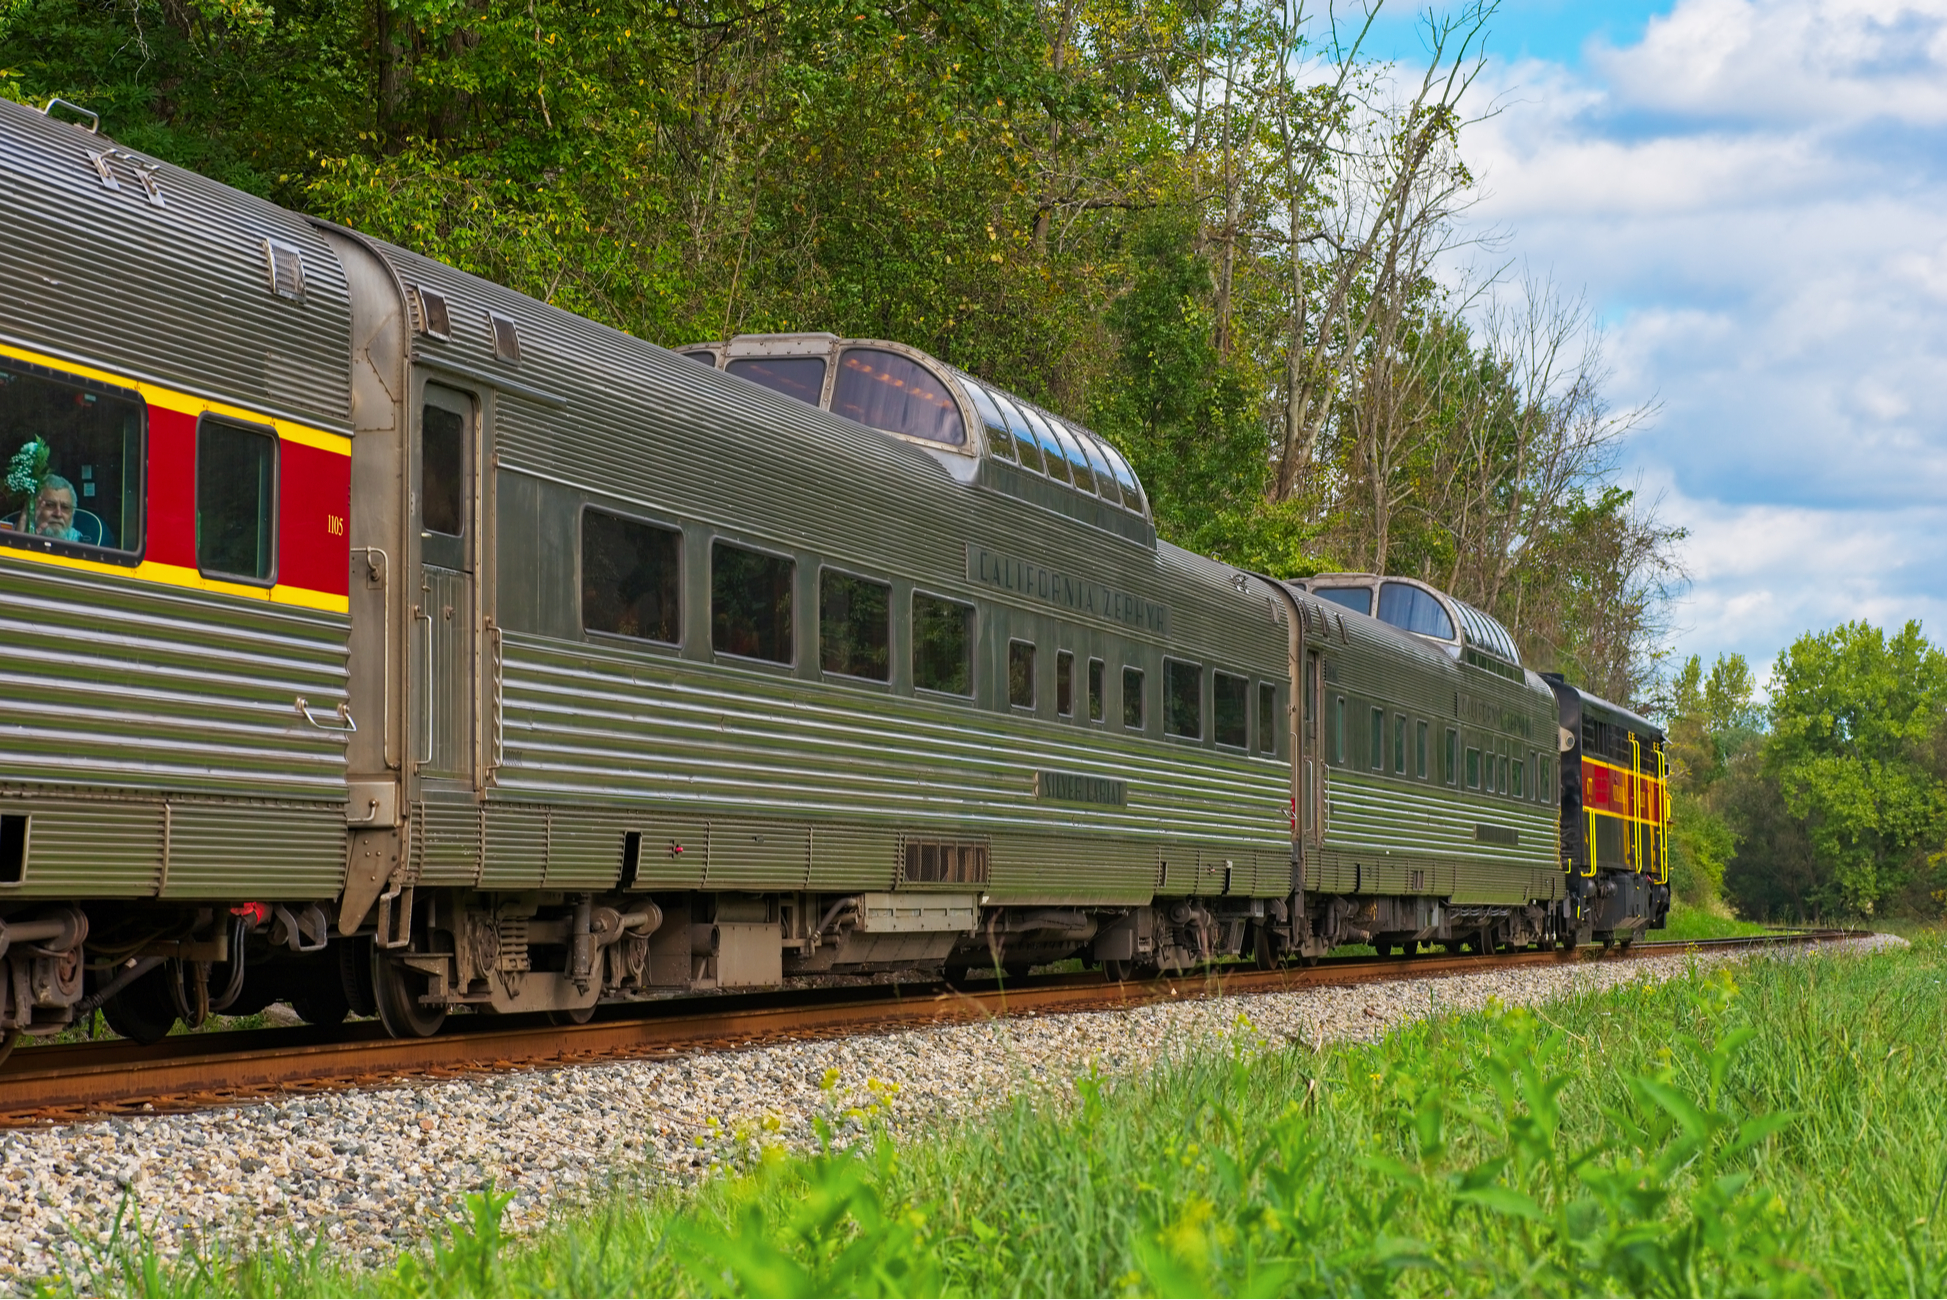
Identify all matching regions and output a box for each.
[0,97,1668,1049]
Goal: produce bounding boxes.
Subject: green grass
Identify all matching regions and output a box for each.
[56,931,1947,1297]
[1657,899,1775,942]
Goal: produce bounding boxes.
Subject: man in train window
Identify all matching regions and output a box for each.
[4,475,101,544]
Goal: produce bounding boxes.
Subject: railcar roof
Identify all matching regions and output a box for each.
[683,333,1150,523]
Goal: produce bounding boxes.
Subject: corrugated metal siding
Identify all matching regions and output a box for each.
[0,558,350,801]
[480,804,547,889]
[706,822,810,891]
[544,811,626,889]
[0,100,352,431]
[0,797,161,896]
[160,801,342,899]
[810,825,898,893]
[414,798,480,886]
[492,634,1291,901]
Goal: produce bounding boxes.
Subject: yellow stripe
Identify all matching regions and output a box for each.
[1,549,349,615]
[0,339,351,457]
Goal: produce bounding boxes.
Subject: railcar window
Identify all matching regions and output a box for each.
[963,383,1018,462]
[1047,420,1096,492]
[1377,582,1456,639]
[819,570,890,681]
[1445,729,1458,784]
[0,362,142,554]
[1214,672,1248,748]
[421,402,466,537]
[1416,720,1428,778]
[1095,438,1146,513]
[1498,755,1509,797]
[1368,707,1384,770]
[582,510,681,644]
[1056,650,1074,717]
[1072,427,1122,505]
[680,350,718,367]
[1164,660,1202,738]
[1466,747,1481,789]
[1257,682,1277,753]
[1009,640,1036,708]
[986,391,1045,474]
[1019,408,1072,485]
[1123,667,1146,729]
[832,349,965,445]
[1393,715,1406,773]
[712,542,794,663]
[1315,586,1372,617]
[197,419,277,583]
[913,593,973,695]
[1088,658,1105,722]
[726,357,827,406]
[1512,757,1525,799]
[1333,696,1346,763]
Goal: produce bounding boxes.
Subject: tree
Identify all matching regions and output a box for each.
[1761,621,1947,915]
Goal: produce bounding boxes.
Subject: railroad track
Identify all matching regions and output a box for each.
[0,929,1854,1127]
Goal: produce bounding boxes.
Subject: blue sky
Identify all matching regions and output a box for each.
[1358,0,1947,688]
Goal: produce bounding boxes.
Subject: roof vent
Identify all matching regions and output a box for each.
[262,238,305,301]
[412,286,452,340]
[487,312,522,364]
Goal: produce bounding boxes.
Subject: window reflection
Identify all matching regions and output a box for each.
[1377,582,1455,639]
[726,357,827,406]
[1314,586,1372,617]
[831,349,965,445]
[987,391,1045,474]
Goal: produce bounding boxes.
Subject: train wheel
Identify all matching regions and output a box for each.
[371,949,446,1038]
[289,955,350,1027]
[548,1005,596,1026]
[1102,958,1131,983]
[101,965,178,1045]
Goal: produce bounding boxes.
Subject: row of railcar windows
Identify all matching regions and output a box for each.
[582,507,1281,751]
[1326,693,1552,801]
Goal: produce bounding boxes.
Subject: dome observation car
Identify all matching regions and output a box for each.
[1293,573,1525,681]
[680,333,1149,521]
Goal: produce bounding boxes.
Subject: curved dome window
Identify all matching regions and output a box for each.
[831,348,964,446]
[1378,582,1455,639]
[1097,440,1145,512]
[963,383,1017,462]
[1047,419,1097,492]
[985,388,1044,473]
[1018,407,1071,485]
[1069,424,1122,505]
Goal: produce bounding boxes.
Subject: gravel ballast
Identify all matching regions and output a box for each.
[0,934,1904,1290]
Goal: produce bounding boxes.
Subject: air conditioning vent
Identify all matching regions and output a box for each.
[412,286,452,340]
[262,238,305,301]
[902,839,989,885]
[487,311,522,364]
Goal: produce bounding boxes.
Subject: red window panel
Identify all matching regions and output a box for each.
[145,405,196,570]
[278,439,350,598]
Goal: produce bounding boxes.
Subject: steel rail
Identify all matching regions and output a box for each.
[0,929,1857,1127]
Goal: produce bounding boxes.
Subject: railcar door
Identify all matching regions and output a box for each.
[414,384,478,787]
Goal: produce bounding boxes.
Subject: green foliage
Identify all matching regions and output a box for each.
[56,937,1947,1297]
[1763,620,1947,915]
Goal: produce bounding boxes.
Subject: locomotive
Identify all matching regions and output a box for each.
[0,97,1668,1051]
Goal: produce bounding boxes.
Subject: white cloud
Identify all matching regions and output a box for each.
[1455,0,1947,671]
[1597,0,1947,126]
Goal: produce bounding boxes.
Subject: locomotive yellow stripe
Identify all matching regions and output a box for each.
[0,548,349,614]
[0,339,351,456]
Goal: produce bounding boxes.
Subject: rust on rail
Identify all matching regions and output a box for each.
[0,930,1853,1127]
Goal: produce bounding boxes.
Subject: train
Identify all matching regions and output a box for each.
[0,96,1669,1052]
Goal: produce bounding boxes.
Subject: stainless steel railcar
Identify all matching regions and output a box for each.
[0,97,1663,1048]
